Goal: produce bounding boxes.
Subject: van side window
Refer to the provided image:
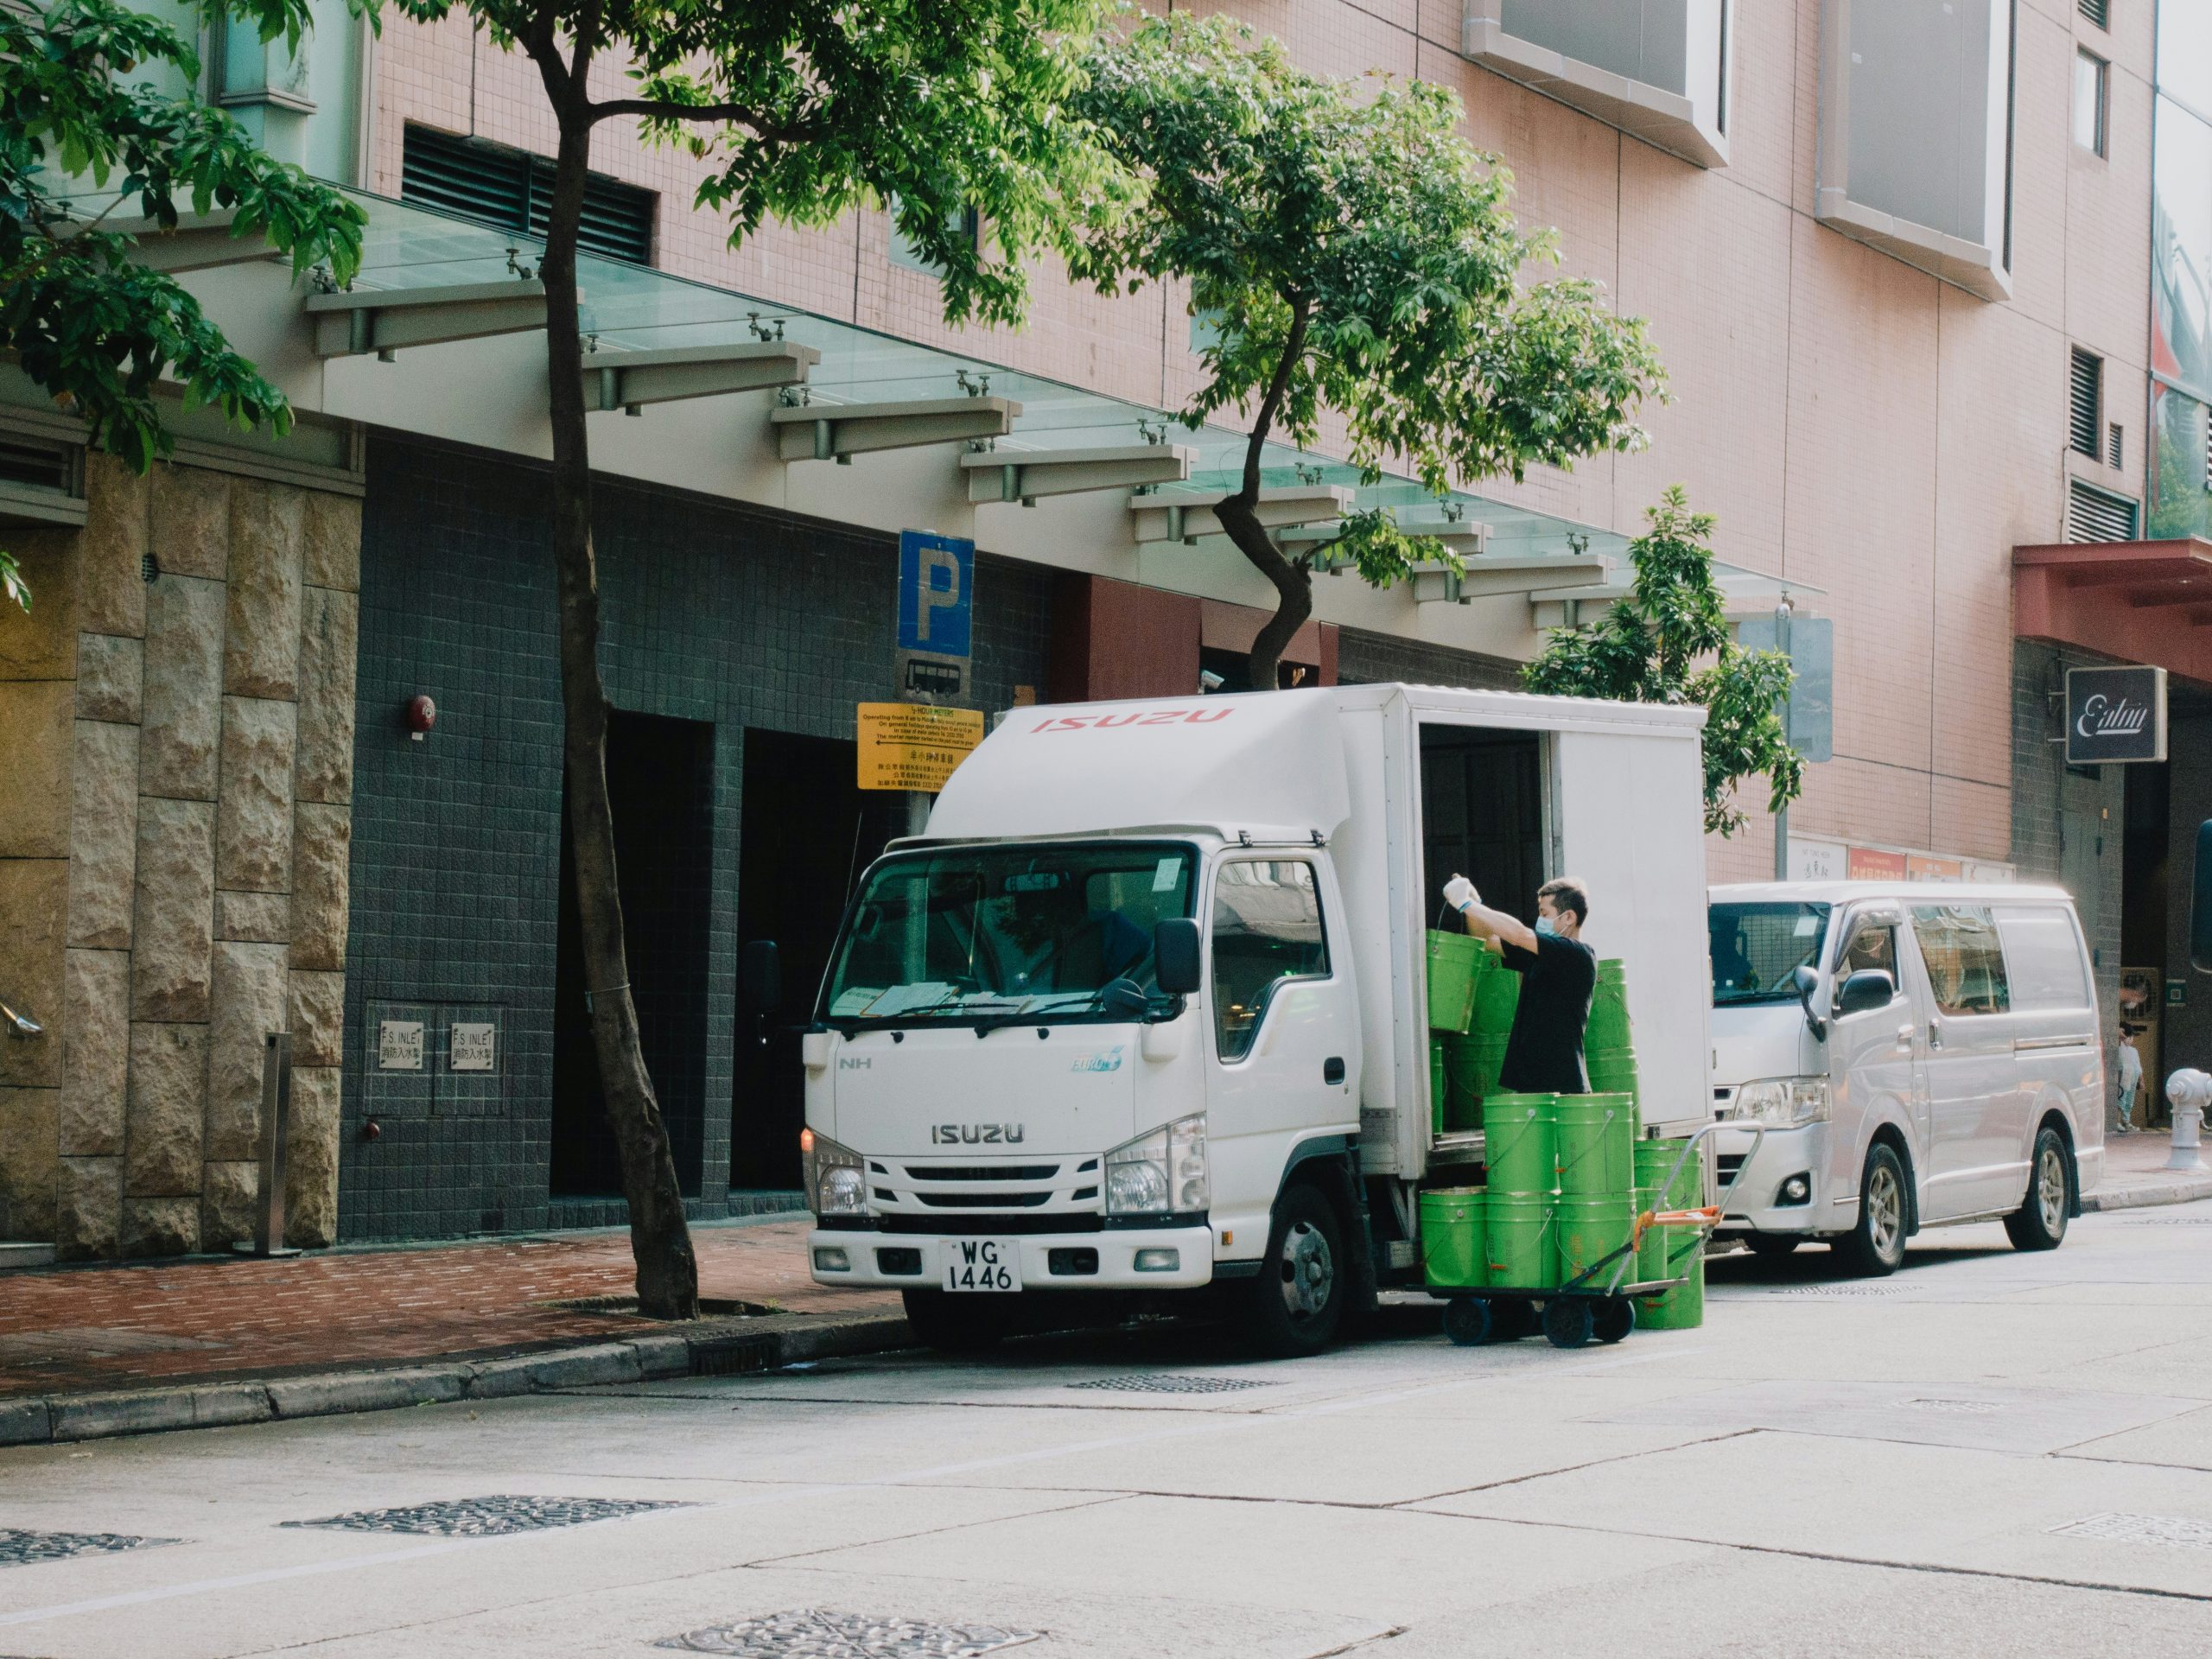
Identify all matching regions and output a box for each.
[1996,906,2091,1011]
[1840,921,1897,982]
[1211,861,1328,1061]
[1909,906,2011,1015]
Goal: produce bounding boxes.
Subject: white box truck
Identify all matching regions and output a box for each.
[797,683,1713,1355]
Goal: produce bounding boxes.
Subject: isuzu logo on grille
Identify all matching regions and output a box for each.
[931,1123,1026,1145]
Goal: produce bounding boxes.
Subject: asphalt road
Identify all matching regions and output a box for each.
[4,1201,2212,1658]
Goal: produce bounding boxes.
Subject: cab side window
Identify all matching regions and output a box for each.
[1839,921,1897,986]
[1909,905,2011,1015]
[1211,861,1328,1061]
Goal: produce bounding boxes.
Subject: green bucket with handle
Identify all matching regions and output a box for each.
[1420,1188,1487,1288]
[1636,1137,1708,1328]
[1482,1092,1556,1193]
[1632,1138,1692,1285]
[1429,1038,1447,1135]
[1585,975,1633,1052]
[1484,1192,1557,1288]
[1554,1093,1636,1195]
[1440,1033,1504,1125]
[1474,962,1520,1037]
[1427,929,1482,1033]
[1586,1046,1639,1097]
[1557,1191,1637,1290]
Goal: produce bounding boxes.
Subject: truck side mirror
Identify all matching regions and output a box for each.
[740,939,782,1014]
[1835,968,1896,1018]
[2194,821,2212,974]
[1792,963,1828,1043]
[1154,918,1203,996]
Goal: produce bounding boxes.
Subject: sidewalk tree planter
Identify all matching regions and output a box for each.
[1524,486,1805,837]
[1070,13,1665,690]
[0,0,371,613]
[385,0,1126,1318]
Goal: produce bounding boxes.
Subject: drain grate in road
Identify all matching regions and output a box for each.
[0,1528,175,1567]
[1066,1374,1279,1395]
[1771,1286,1904,1298]
[1901,1398,2005,1414]
[2121,1216,2212,1225]
[2050,1512,2212,1551]
[285,1496,683,1535]
[658,1609,1041,1656]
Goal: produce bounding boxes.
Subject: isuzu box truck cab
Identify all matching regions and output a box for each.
[1708,881,2104,1274]
[798,683,1715,1355]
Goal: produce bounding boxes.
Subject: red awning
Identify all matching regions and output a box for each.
[2013,537,2212,682]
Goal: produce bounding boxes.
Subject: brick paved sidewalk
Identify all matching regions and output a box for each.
[2086,1128,2212,1211]
[0,1218,898,1401]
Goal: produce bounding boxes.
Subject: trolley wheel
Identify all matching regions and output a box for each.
[1441,1298,1493,1347]
[1491,1299,1539,1342]
[1591,1299,1635,1344]
[1542,1299,1594,1350]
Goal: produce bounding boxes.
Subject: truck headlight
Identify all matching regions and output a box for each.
[1733,1077,1831,1127]
[1105,1114,1208,1216]
[801,1128,867,1217]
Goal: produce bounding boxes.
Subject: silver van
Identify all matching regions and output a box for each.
[1707,882,2105,1274]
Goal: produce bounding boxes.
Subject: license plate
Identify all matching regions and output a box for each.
[942,1237,1021,1293]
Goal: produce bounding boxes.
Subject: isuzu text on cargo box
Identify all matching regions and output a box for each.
[797,683,1714,1355]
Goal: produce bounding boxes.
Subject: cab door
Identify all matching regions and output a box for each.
[1906,903,2022,1218]
[1826,908,1927,1204]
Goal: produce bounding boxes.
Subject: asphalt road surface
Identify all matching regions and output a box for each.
[5,1200,2212,1657]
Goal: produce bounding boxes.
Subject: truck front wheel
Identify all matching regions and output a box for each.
[901,1289,1007,1354]
[1239,1183,1346,1357]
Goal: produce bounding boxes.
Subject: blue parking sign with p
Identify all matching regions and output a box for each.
[898,530,974,658]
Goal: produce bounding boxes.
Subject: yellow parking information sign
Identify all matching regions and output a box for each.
[856,702,986,792]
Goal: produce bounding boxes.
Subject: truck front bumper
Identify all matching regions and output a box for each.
[1713,1123,1834,1236]
[808,1224,1217,1291]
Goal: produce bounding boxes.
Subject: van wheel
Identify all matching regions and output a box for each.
[1834,1143,1908,1277]
[901,1289,1007,1354]
[2003,1128,2071,1253]
[1239,1183,1345,1357]
[1743,1235,1800,1260]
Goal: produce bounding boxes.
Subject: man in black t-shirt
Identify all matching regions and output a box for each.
[1441,874,1598,1096]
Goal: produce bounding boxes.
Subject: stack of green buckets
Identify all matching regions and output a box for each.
[1420,944,1708,1332]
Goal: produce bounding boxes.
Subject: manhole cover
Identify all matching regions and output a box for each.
[1066,1374,1278,1395]
[1902,1398,2004,1414]
[2050,1512,2212,1551]
[1773,1286,1903,1298]
[658,1609,1041,1656]
[0,1528,175,1567]
[285,1496,683,1535]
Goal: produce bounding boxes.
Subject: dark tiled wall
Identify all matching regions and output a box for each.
[1336,626,1524,692]
[340,436,1053,1241]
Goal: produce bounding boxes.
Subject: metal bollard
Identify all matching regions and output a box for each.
[234,1032,302,1257]
[2163,1069,2210,1174]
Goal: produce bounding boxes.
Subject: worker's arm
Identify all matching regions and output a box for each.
[1443,875,1537,955]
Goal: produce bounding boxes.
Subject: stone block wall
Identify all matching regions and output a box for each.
[0,454,361,1257]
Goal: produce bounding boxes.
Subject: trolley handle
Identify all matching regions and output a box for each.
[1630,1119,1764,1253]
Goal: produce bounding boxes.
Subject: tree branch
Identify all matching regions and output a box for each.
[1238,294,1311,505]
[587,97,810,142]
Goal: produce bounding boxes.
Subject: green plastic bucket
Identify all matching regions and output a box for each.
[1427,929,1483,1033]
[1474,964,1520,1037]
[1429,1039,1446,1135]
[1482,1092,1556,1193]
[1420,1188,1487,1288]
[1634,1185,1665,1282]
[1638,1237,1706,1329]
[1555,1094,1636,1195]
[1441,1033,1506,1116]
[1586,1046,1639,1097]
[1634,1138,1707,1326]
[1484,1192,1557,1288]
[1557,1191,1636,1290]
[1585,980,1633,1052]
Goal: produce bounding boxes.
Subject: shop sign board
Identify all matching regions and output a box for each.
[857,701,986,792]
[2065,664,2167,764]
[1847,846,1909,880]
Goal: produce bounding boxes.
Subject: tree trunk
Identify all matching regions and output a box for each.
[538,106,700,1319]
[1215,299,1313,692]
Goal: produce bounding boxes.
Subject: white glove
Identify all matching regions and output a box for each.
[1443,874,1478,913]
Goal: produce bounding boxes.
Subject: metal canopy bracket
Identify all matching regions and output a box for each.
[1128,483,1353,546]
[108,210,286,275]
[1279,518,1490,601]
[963,442,1194,505]
[582,341,820,415]
[305,279,550,359]
[771,395,1020,462]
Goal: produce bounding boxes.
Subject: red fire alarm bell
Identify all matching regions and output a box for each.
[405,694,436,741]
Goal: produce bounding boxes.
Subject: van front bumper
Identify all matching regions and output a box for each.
[807,1224,1216,1291]
[1713,1123,1834,1236]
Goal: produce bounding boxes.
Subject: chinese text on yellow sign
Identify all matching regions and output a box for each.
[856,702,986,792]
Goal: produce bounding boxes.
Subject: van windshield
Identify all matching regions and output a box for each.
[821,842,1198,1030]
[1710,902,1832,1005]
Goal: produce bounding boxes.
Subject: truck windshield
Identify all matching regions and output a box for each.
[1710,901,1832,1005]
[821,842,1198,1029]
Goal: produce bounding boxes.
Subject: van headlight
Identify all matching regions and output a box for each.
[1105,1114,1208,1216]
[801,1128,867,1217]
[1733,1077,1831,1127]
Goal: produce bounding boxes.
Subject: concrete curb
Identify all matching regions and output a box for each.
[0,1309,911,1450]
[2082,1173,2212,1212]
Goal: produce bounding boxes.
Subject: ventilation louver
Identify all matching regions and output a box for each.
[402,124,655,266]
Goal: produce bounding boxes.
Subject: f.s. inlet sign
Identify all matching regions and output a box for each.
[2065,664,2167,764]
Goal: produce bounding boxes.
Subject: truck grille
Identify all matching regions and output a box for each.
[880,1212,1104,1236]
[868,1155,1103,1226]
[903,1164,1060,1182]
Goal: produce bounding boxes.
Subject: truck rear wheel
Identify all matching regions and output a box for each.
[1239,1183,1345,1357]
[900,1289,1007,1354]
[2002,1128,2071,1253]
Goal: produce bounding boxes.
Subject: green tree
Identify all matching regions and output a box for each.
[1070,13,1665,690]
[383,0,1122,1316]
[1523,486,1804,836]
[0,0,371,613]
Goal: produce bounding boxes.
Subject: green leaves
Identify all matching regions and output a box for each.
[1524,486,1806,837]
[1,549,29,614]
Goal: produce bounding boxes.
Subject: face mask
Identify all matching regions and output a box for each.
[1535,916,1559,938]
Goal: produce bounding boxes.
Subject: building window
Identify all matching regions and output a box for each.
[400,124,656,266]
[2075,49,2108,155]
[1815,0,2016,302]
[2079,0,2108,29]
[2067,478,2139,543]
[2070,348,2104,457]
[2108,421,2125,469]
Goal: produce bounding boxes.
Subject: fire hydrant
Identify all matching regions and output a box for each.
[2164,1069,2210,1173]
